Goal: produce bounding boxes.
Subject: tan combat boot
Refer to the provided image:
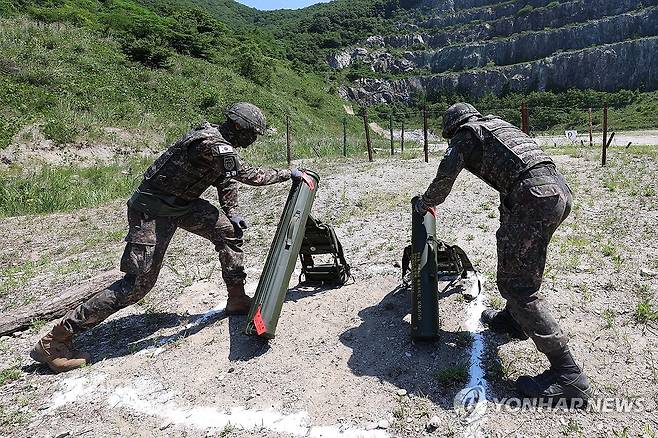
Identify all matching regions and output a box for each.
[30,323,91,373]
[226,283,252,315]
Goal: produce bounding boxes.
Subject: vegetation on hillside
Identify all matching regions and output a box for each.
[0,15,356,152]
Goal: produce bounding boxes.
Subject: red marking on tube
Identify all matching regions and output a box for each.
[301,173,315,191]
[427,207,437,218]
[254,306,267,336]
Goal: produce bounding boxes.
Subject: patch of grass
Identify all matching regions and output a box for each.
[478,201,492,211]
[636,299,658,324]
[455,331,474,348]
[601,244,617,257]
[434,363,469,387]
[220,424,235,437]
[602,308,616,329]
[0,158,150,217]
[644,186,657,197]
[0,405,29,427]
[0,367,21,386]
[30,319,47,332]
[485,355,517,382]
[561,418,582,436]
[613,427,630,438]
[0,258,46,298]
[580,283,591,305]
[488,295,504,310]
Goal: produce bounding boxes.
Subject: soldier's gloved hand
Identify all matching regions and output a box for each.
[291,168,304,181]
[228,214,248,230]
[413,196,431,214]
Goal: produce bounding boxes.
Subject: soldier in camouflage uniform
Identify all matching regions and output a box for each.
[31,102,304,373]
[414,103,592,403]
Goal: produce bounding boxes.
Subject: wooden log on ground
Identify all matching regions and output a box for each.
[0,269,122,336]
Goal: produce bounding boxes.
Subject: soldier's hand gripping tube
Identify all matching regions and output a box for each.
[244,170,320,339]
[410,196,440,341]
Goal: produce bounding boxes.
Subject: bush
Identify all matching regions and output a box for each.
[232,41,272,85]
[121,36,173,69]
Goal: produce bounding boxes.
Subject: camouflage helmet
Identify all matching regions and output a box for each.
[442,103,481,139]
[225,102,267,135]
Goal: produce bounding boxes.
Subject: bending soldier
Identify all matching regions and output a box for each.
[31,102,303,373]
[414,103,591,402]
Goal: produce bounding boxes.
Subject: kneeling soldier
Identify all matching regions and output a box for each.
[414,103,591,403]
[31,102,303,373]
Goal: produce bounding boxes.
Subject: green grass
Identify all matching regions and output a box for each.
[636,299,658,324]
[602,308,616,329]
[0,158,150,216]
[0,367,21,386]
[434,363,469,387]
[0,17,354,152]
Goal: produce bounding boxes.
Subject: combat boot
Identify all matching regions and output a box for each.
[226,283,252,315]
[516,349,593,406]
[481,309,528,340]
[30,323,90,373]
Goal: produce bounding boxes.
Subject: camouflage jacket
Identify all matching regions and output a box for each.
[132,123,291,217]
[422,117,553,206]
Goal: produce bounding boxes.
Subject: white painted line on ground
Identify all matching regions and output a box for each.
[47,374,106,411]
[134,300,228,357]
[48,374,388,437]
[456,275,489,438]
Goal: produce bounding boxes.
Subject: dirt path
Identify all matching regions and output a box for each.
[1,148,657,437]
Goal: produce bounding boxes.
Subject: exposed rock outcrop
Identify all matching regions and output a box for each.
[330,0,658,102]
[344,38,658,104]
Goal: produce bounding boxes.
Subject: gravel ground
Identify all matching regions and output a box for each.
[1,145,657,438]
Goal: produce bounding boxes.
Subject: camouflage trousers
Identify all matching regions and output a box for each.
[496,168,573,354]
[61,199,245,334]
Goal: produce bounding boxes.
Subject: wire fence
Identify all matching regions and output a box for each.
[275,103,636,167]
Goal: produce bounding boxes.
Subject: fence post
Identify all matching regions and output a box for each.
[401,119,405,153]
[423,108,429,163]
[520,102,524,132]
[342,116,348,157]
[389,112,394,156]
[286,114,291,165]
[602,104,608,166]
[520,101,529,134]
[588,108,593,148]
[363,108,373,162]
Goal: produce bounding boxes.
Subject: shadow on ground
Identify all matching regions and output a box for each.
[49,281,340,369]
[340,284,516,408]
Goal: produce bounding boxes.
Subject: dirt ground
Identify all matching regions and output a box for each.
[1,145,657,437]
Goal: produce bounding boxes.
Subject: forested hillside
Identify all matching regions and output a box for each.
[1,0,657,159]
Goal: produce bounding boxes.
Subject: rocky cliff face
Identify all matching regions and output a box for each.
[329,0,658,103]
